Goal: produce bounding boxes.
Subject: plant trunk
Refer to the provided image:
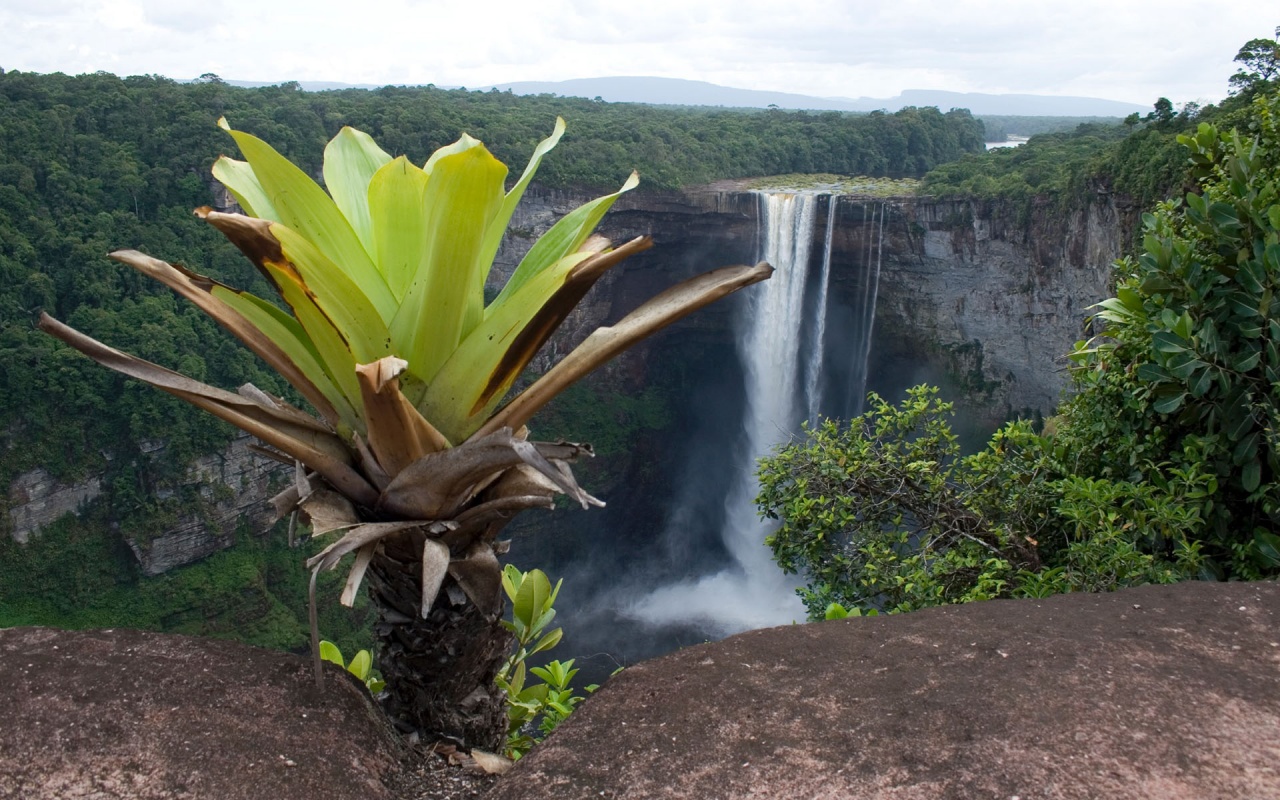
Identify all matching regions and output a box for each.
[366,533,512,751]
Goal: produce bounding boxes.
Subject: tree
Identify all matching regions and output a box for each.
[1067,88,1280,576]
[41,117,771,750]
[1229,27,1280,96]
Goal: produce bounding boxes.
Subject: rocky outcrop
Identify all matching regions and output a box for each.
[126,434,288,575]
[6,433,287,575]
[486,580,1280,800]
[5,469,102,544]
[869,192,1139,422]
[0,626,411,800]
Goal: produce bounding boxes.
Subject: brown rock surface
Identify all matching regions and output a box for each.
[486,581,1280,799]
[0,626,442,799]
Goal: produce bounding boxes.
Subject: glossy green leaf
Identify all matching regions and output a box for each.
[324,127,393,259]
[368,156,430,302]
[347,648,373,682]
[1189,365,1213,398]
[1241,458,1262,492]
[220,119,396,323]
[513,569,551,631]
[1152,331,1190,354]
[1152,391,1186,414]
[1236,258,1266,295]
[391,141,507,386]
[1233,431,1260,466]
[501,563,524,603]
[1234,347,1262,372]
[319,640,344,667]
[528,627,563,657]
[1255,532,1280,567]
[1135,363,1170,383]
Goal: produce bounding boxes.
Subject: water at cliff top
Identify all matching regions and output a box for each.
[624,192,840,635]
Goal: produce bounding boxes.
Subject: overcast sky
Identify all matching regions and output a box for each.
[1,0,1272,106]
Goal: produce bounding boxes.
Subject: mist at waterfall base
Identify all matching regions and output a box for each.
[506,192,891,683]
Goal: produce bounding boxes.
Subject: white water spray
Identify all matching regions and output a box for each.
[626,192,838,634]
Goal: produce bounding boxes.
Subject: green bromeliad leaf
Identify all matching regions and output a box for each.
[421,250,597,440]
[270,223,392,365]
[368,156,430,302]
[211,156,278,219]
[390,140,508,386]
[324,127,393,259]
[476,117,567,289]
[210,284,360,427]
[490,171,639,312]
[217,118,397,325]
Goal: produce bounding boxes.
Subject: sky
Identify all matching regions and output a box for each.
[0,0,1273,106]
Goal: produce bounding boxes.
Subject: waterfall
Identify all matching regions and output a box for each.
[803,197,836,425]
[846,202,885,416]
[625,192,839,634]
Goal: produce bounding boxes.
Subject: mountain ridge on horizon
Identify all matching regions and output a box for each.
[211,74,1148,117]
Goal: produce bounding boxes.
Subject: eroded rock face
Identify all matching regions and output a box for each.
[126,434,288,575]
[5,468,102,544]
[6,434,287,576]
[0,626,405,800]
[485,581,1280,800]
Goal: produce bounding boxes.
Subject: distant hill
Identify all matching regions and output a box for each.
[205,75,1148,118]
[487,77,1148,117]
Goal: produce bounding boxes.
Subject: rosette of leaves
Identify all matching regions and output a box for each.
[39,117,771,748]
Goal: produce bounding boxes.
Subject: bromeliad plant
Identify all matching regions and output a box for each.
[39,117,771,750]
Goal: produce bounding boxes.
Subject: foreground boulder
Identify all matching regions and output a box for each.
[0,627,405,799]
[486,581,1280,799]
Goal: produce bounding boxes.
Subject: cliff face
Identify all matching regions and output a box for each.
[835,192,1139,426]
[6,185,1135,575]
[6,433,287,575]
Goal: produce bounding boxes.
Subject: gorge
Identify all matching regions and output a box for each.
[4,180,1136,668]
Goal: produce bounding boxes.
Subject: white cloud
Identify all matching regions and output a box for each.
[0,0,1273,103]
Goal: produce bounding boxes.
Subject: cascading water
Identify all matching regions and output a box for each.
[626,192,839,634]
[804,197,837,425]
[846,202,886,415]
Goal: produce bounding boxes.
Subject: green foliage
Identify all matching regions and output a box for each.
[494,566,598,759]
[1230,27,1280,97]
[822,602,878,620]
[757,386,1211,620]
[921,101,1211,216]
[0,508,375,652]
[1065,89,1280,576]
[319,639,386,694]
[758,387,1040,617]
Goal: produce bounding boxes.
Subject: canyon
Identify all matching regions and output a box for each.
[4,182,1140,652]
